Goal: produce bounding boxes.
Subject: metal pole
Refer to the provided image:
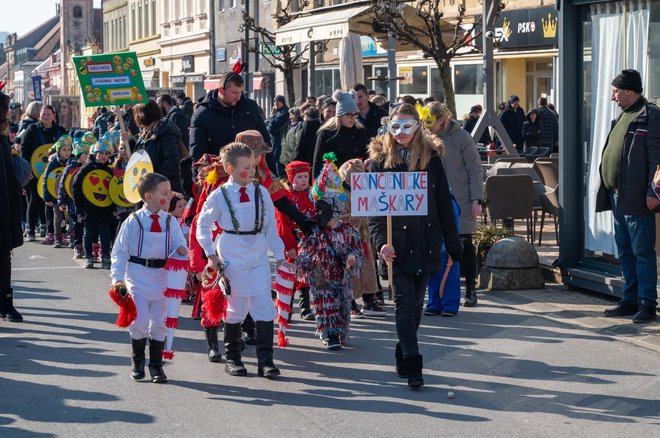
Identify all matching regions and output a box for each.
[209,0,216,75]
[254,0,260,72]
[387,34,397,102]
[243,0,250,94]
[308,43,316,98]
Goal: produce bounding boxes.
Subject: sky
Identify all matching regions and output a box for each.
[0,0,102,38]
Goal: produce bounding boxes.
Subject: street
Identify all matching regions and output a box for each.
[1,242,659,437]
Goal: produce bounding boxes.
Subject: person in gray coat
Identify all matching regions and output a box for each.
[426,101,484,307]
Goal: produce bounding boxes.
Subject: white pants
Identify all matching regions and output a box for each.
[128,293,168,341]
[225,293,277,324]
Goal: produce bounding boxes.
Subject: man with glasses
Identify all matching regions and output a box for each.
[597,69,660,323]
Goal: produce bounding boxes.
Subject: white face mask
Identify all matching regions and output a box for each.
[387,119,419,136]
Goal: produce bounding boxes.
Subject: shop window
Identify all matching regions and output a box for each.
[454,64,482,95]
[429,68,446,102]
[399,66,428,96]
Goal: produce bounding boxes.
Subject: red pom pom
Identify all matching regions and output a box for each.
[162,350,175,360]
[201,288,227,326]
[165,317,178,329]
[164,258,190,272]
[108,287,137,328]
[278,330,288,348]
[164,288,187,299]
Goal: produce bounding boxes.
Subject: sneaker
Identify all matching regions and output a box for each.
[351,308,364,319]
[60,234,68,246]
[441,310,457,317]
[74,245,84,259]
[300,309,315,321]
[326,334,342,350]
[39,225,46,237]
[362,302,387,317]
[53,237,62,248]
[101,258,111,269]
[424,309,442,316]
[68,240,76,248]
[84,258,94,268]
[42,233,55,245]
[376,291,385,305]
[26,234,36,242]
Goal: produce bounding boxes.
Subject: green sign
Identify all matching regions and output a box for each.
[73,51,147,107]
[259,42,281,56]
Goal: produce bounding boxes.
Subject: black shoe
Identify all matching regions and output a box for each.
[130,337,147,380]
[0,288,23,322]
[300,309,315,321]
[405,355,424,388]
[604,301,638,317]
[148,339,168,383]
[299,287,314,320]
[441,310,457,317]
[204,327,222,362]
[255,320,281,378]
[225,357,248,376]
[423,309,442,316]
[463,279,477,307]
[395,343,407,378]
[632,301,657,323]
[224,322,248,376]
[326,334,342,350]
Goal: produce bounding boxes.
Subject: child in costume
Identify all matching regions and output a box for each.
[110,172,188,384]
[168,191,195,303]
[295,153,364,350]
[58,132,94,259]
[276,160,317,320]
[72,136,115,269]
[43,134,73,248]
[196,142,290,378]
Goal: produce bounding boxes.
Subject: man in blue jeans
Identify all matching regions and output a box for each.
[596,69,660,323]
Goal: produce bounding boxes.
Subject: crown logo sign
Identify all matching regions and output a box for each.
[502,18,513,40]
[542,14,558,38]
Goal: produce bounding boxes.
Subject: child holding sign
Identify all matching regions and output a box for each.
[367,103,462,388]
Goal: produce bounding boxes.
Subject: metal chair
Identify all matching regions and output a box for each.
[534,161,559,189]
[484,174,536,242]
[539,182,560,246]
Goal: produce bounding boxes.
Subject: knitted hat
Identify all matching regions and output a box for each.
[102,130,120,148]
[235,130,272,154]
[92,138,114,154]
[332,90,358,116]
[285,160,311,183]
[53,134,73,151]
[81,132,97,148]
[612,69,643,93]
[509,95,520,103]
[470,104,483,113]
[72,141,90,157]
[273,95,286,105]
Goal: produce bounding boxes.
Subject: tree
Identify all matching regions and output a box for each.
[240,0,310,106]
[370,0,505,116]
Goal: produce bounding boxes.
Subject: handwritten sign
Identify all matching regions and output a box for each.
[73,51,147,107]
[350,172,428,217]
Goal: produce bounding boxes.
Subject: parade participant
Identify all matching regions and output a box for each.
[58,134,93,259]
[196,142,288,378]
[276,160,317,320]
[42,134,73,248]
[72,137,115,269]
[0,89,24,323]
[368,103,462,388]
[111,172,188,383]
[20,105,66,241]
[295,152,364,350]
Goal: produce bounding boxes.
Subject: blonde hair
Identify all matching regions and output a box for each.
[369,94,388,107]
[426,101,453,121]
[318,115,364,135]
[22,101,43,121]
[368,103,443,171]
[220,142,254,169]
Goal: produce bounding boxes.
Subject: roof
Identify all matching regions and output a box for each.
[12,16,60,52]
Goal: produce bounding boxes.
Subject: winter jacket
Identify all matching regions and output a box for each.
[538,105,558,147]
[19,122,66,166]
[72,157,115,219]
[94,112,112,136]
[179,98,194,119]
[133,118,184,194]
[189,89,270,162]
[462,115,492,145]
[279,121,303,166]
[596,98,660,216]
[312,125,368,177]
[166,106,190,147]
[17,117,38,137]
[435,120,484,235]
[522,110,543,149]
[367,139,462,275]
[0,134,23,251]
[42,154,68,203]
[267,105,290,155]
[123,108,140,137]
[500,104,526,148]
[358,102,388,140]
[293,118,321,165]
[57,158,82,210]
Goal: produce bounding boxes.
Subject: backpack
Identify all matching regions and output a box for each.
[12,154,33,188]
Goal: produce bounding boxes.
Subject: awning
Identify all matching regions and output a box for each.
[253,76,266,90]
[204,80,220,90]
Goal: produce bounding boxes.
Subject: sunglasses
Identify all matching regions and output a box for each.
[344,113,359,119]
[387,119,419,135]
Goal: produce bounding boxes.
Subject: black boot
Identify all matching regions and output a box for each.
[463,278,477,307]
[405,355,424,388]
[632,300,657,323]
[241,314,256,345]
[299,287,314,321]
[224,323,247,376]
[256,320,281,379]
[148,339,168,383]
[0,288,23,322]
[130,337,147,380]
[604,300,638,317]
[395,343,407,378]
[204,326,222,362]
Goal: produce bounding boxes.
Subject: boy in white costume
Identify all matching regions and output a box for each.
[197,142,291,378]
[111,173,188,383]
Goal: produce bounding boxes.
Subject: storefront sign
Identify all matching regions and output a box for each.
[259,42,281,56]
[31,75,42,101]
[182,55,194,73]
[361,36,387,58]
[187,74,203,83]
[350,172,428,217]
[216,48,226,62]
[171,75,185,84]
[73,51,147,107]
[493,6,558,49]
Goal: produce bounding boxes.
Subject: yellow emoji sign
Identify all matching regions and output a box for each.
[31,143,54,177]
[37,172,45,199]
[82,169,113,207]
[65,168,81,199]
[123,150,153,203]
[109,175,134,207]
[46,166,64,198]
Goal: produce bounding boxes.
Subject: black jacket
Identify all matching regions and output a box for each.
[522,110,542,149]
[17,117,38,136]
[72,157,115,219]
[367,149,462,275]
[500,105,525,147]
[462,116,492,145]
[266,105,290,152]
[180,98,194,119]
[166,106,190,147]
[20,122,66,165]
[189,89,270,162]
[538,106,558,147]
[312,125,368,177]
[596,98,660,215]
[293,118,321,165]
[358,102,388,140]
[133,118,184,194]
[0,134,23,251]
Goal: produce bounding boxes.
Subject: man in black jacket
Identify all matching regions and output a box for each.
[354,83,388,140]
[158,94,190,147]
[537,97,558,153]
[597,69,659,323]
[177,92,194,119]
[499,95,525,152]
[266,95,289,176]
[189,73,269,162]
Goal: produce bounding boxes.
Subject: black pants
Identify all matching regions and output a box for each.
[0,249,11,289]
[83,217,112,258]
[460,234,477,280]
[26,180,45,235]
[392,272,430,358]
[44,203,54,234]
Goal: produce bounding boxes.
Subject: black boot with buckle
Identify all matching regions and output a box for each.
[130,337,147,380]
[148,339,168,383]
[256,320,281,378]
[204,326,222,362]
[224,323,248,376]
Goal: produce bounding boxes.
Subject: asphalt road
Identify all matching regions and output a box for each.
[2,241,660,437]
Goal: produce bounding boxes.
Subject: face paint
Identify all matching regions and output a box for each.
[159,198,167,206]
[240,171,249,179]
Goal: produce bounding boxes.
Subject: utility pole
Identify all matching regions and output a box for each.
[210,0,216,75]
[243,0,251,93]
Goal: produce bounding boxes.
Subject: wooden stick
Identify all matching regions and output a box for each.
[439,258,454,299]
[386,215,393,301]
[115,105,131,159]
